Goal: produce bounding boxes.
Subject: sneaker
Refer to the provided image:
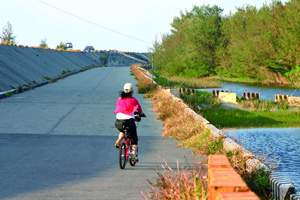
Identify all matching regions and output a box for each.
[115,140,120,150]
[131,155,139,162]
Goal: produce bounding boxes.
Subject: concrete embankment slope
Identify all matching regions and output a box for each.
[0,45,106,92]
[106,51,148,67]
[0,46,149,93]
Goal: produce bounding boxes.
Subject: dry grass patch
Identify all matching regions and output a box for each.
[151,89,181,121]
[151,88,205,140]
[131,64,156,93]
[163,113,205,140]
[142,160,207,200]
[150,88,223,156]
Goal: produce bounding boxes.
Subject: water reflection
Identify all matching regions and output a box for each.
[198,82,300,100]
[224,128,300,192]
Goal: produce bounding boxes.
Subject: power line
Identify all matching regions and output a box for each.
[37,0,151,45]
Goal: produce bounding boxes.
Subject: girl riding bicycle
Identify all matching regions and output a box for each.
[114,83,144,162]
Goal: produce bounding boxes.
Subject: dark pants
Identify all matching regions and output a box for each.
[115,119,138,145]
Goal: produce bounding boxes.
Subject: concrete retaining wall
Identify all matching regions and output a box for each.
[274,94,300,107]
[288,96,300,106]
[212,90,229,97]
[270,172,299,200]
[243,92,260,100]
[179,88,196,94]
[218,91,237,103]
[275,94,291,102]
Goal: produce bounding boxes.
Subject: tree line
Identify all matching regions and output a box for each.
[0,21,68,50]
[151,0,299,85]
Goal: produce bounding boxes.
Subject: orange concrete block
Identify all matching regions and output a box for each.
[208,155,232,169]
[215,192,259,200]
[208,168,250,200]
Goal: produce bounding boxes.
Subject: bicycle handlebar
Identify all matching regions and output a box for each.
[140,113,146,118]
[134,111,146,117]
[134,111,146,122]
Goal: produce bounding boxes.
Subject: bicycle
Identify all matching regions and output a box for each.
[119,112,146,170]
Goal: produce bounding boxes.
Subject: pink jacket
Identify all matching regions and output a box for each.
[114,97,142,115]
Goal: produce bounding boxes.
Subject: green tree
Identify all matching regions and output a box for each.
[217,0,300,83]
[219,5,261,78]
[39,38,48,48]
[153,5,224,77]
[184,5,224,76]
[149,35,163,72]
[56,41,66,50]
[0,21,16,44]
[151,0,299,85]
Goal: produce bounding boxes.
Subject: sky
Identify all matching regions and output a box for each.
[0,0,288,52]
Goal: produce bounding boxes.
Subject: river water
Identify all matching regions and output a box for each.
[198,81,300,100]
[198,82,300,192]
[224,128,300,192]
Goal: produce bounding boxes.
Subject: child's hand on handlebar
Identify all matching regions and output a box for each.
[134,111,146,117]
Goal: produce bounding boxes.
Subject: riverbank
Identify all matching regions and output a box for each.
[153,72,221,88]
[181,91,300,129]
[212,76,300,89]
[132,65,272,199]
[152,70,300,89]
[151,71,300,129]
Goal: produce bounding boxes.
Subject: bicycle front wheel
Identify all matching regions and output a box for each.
[119,143,126,169]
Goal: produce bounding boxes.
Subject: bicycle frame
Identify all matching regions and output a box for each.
[119,127,136,169]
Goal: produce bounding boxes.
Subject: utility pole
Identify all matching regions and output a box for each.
[151,53,154,86]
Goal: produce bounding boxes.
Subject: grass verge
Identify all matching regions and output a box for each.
[132,65,276,199]
[153,72,221,89]
[131,65,157,93]
[181,91,300,129]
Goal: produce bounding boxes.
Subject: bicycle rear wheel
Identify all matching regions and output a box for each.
[129,144,137,166]
[129,157,136,166]
[119,143,126,169]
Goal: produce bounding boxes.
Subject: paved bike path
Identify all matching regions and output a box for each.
[0,67,205,200]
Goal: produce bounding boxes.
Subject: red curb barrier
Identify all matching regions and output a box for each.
[208,155,259,200]
[208,155,232,168]
[215,192,259,200]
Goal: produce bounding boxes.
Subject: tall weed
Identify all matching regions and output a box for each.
[151,89,205,140]
[142,160,207,200]
[151,89,178,121]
